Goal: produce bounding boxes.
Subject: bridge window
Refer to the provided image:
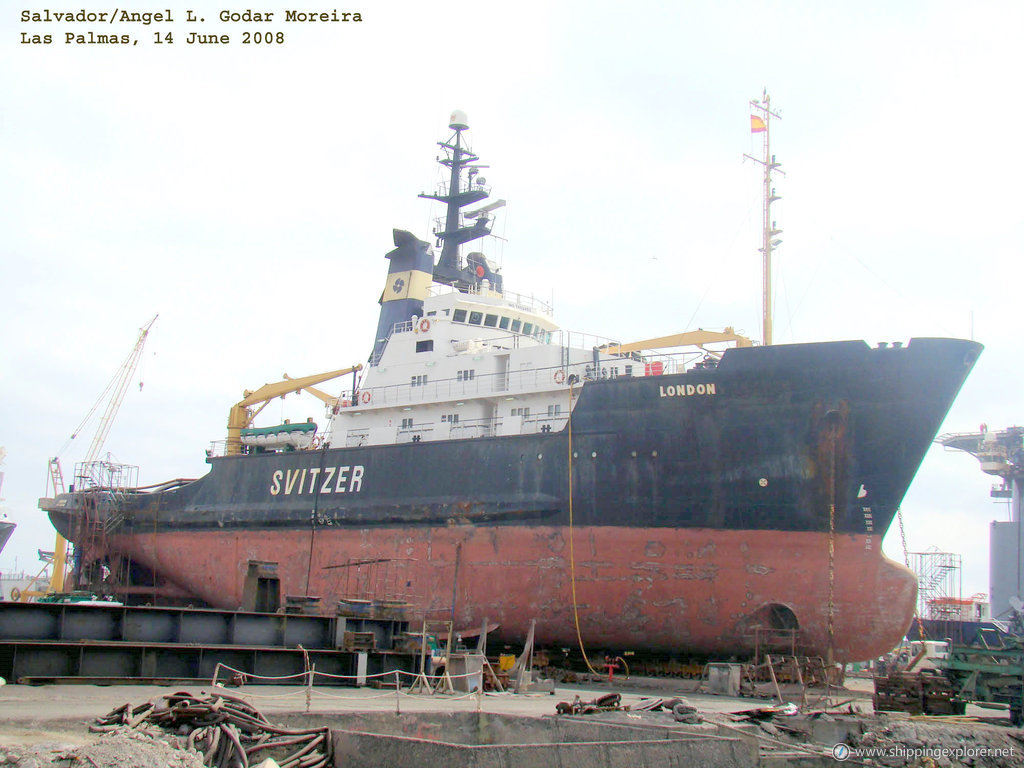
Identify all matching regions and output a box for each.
[510,319,522,333]
[468,311,483,325]
[416,340,433,353]
[499,316,510,330]
[452,309,467,323]
[484,314,498,327]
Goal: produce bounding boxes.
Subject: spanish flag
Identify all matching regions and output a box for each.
[750,115,767,133]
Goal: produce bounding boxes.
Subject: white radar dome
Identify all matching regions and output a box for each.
[449,110,469,130]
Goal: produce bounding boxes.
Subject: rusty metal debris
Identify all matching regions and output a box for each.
[630,696,674,712]
[554,692,623,715]
[90,691,332,768]
[553,692,703,723]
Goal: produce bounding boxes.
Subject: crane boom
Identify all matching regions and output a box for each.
[601,327,753,356]
[83,315,158,466]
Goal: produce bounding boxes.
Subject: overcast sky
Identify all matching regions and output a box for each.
[2,1,1022,607]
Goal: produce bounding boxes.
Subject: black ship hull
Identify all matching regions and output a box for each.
[52,337,978,534]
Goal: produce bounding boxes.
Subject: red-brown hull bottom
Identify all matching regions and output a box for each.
[111,525,914,662]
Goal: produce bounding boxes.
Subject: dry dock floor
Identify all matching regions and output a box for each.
[0,680,774,745]
[2,678,1022,767]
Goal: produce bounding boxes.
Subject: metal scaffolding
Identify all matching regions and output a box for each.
[910,549,963,621]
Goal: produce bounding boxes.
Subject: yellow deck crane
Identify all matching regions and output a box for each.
[22,315,158,600]
[600,327,753,357]
[225,364,363,456]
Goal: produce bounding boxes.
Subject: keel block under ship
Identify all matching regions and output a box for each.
[41,112,981,663]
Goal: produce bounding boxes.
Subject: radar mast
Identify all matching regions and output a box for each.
[419,110,504,293]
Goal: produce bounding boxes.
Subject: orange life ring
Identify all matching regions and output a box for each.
[553,369,566,384]
[419,318,431,333]
[10,587,21,601]
[360,391,371,404]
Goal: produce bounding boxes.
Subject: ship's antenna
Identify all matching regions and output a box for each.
[419,110,504,293]
[744,91,784,346]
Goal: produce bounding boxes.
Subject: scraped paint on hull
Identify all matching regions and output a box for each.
[110,525,913,662]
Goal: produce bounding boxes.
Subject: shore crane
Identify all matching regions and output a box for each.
[21,315,158,600]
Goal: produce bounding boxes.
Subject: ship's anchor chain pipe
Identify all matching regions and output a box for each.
[567,379,600,675]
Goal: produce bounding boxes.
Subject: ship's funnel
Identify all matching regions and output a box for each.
[371,229,433,364]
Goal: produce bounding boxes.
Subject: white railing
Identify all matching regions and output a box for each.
[555,329,621,354]
[356,348,715,412]
[448,420,493,439]
[427,283,553,316]
[342,414,571,446]
[354,364,575,409]
[345,429,370,448]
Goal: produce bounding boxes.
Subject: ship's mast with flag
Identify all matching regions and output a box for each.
[745,91,783,346]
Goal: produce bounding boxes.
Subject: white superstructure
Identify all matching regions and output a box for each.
[328,284,637,448]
